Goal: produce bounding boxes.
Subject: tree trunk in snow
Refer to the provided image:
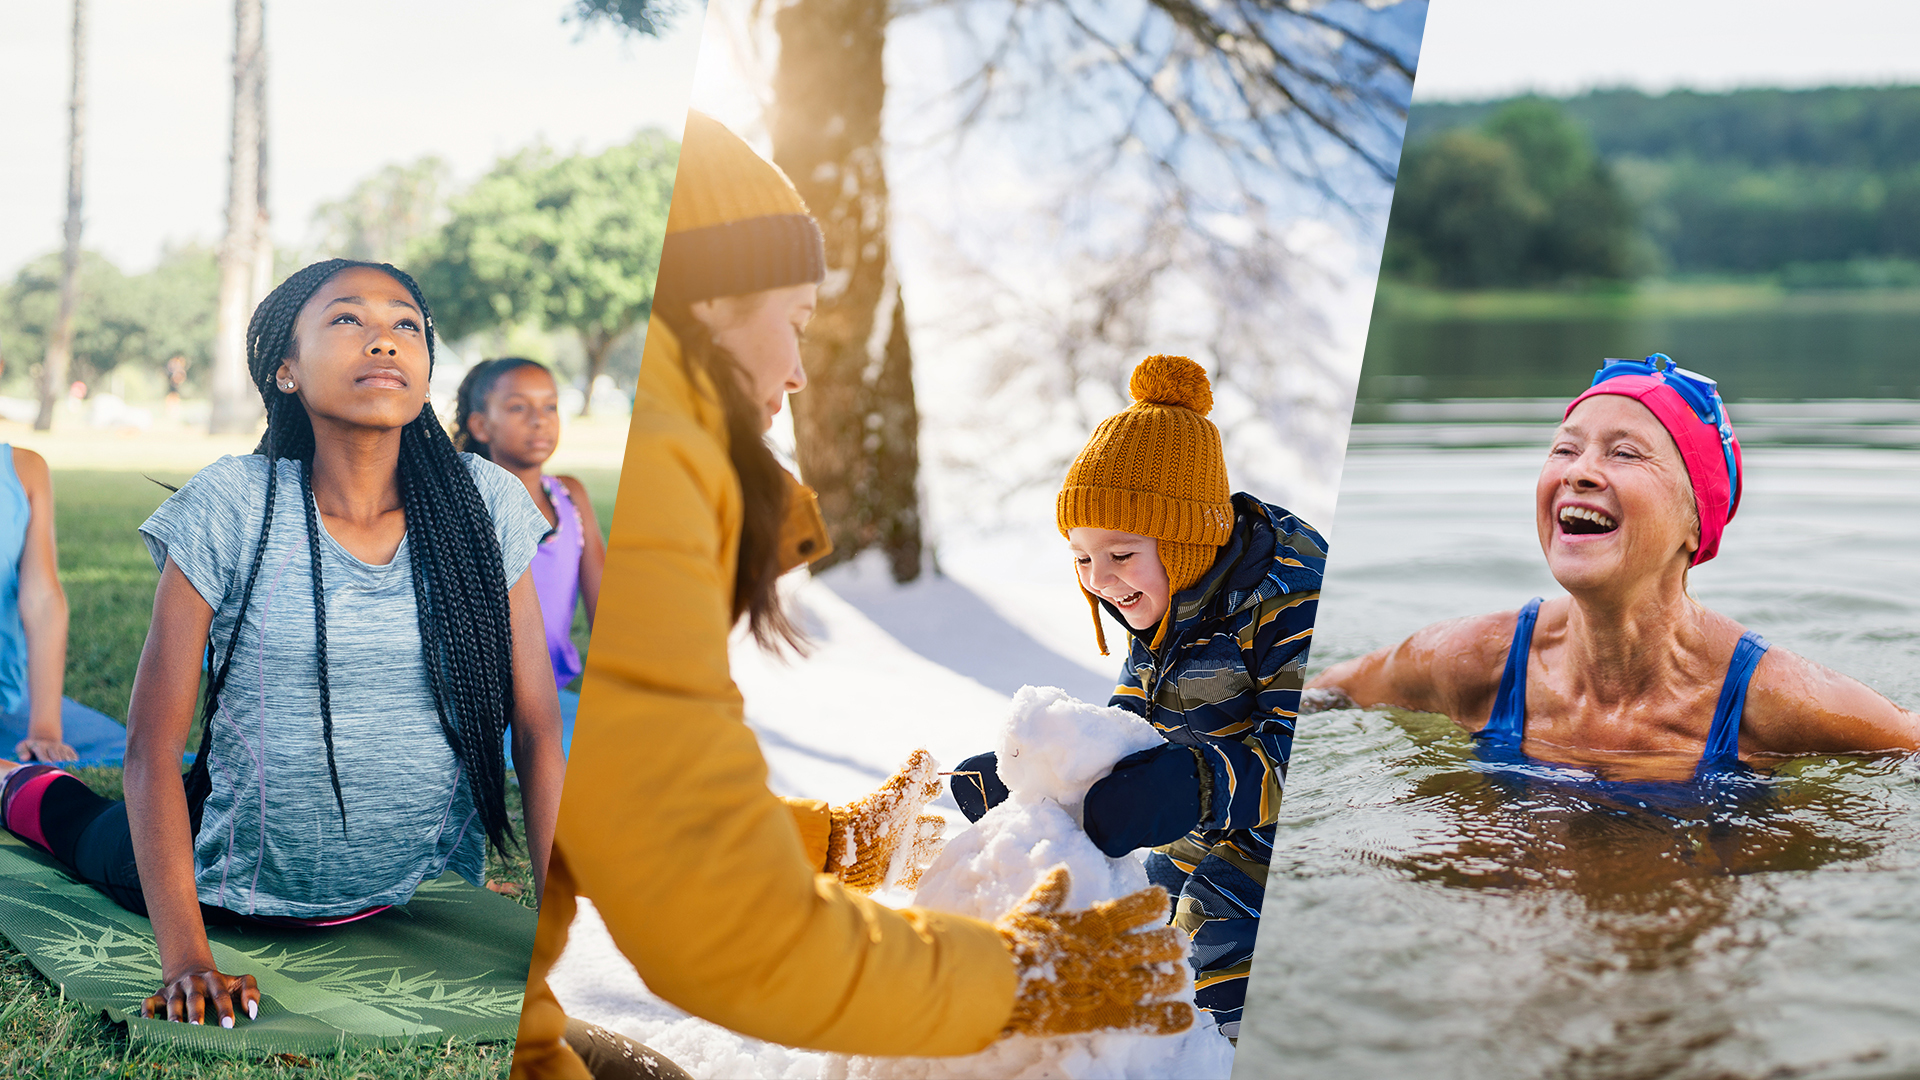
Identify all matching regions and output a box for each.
[872,284,921,582]
[209,0,266,435]
[770,0,925,582]
[36,0,86,433]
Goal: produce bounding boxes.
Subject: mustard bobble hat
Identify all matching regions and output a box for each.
[1058,355,1233,654]
[656,111,825,304]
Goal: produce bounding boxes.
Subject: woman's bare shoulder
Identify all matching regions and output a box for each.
[10,447,50,492]
[1413,609,1525,697]
[1741,643,1920,756]
[1412,609,1524,666]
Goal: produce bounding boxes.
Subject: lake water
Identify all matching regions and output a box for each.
[1235,424,1920,1079]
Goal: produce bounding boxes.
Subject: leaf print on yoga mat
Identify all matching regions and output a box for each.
[0,833,534,1053]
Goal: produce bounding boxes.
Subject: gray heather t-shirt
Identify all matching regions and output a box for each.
[140,453,548,918]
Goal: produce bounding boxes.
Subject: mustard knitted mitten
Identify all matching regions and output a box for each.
[825,749,946,894]
[994,865,1194,1038]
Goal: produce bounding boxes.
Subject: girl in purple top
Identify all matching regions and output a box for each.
[452,360,606,689]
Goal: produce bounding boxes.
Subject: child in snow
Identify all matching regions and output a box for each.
[0,259,566,1026]
[953,354,1327,1039]
[452,358,606,690]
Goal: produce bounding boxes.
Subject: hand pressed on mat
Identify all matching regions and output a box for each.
[142,962,260,1027]
[995,865,1193,1038]
[825,748,946,893]
[14,736,77,763]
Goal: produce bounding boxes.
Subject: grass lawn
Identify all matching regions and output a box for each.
[0,465,620,1077]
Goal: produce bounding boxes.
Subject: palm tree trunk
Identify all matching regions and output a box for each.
[250,40,273,315]
[209,0,266,434]
[35,0,87,433]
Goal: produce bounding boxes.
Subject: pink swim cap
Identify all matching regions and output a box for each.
[1564,357,1743,566]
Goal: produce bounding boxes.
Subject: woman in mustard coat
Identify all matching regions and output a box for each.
[512,113,1193,1079]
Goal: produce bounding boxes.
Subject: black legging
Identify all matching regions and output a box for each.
[9,771,242,924]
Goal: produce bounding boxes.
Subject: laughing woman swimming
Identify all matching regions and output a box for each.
[0,259,566,1026]
[1311,355,1920,779]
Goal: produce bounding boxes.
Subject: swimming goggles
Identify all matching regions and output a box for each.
[1591,353,1740,509]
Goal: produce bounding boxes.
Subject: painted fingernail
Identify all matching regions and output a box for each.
[247,1001,257,1020]
[191,1018,202,1025]
[221,1016,234,1028]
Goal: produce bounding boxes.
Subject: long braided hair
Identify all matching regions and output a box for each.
[652,289,805,652]
[449,357,551,460]
[184,258,521,857]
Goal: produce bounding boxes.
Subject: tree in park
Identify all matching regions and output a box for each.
[35,0,86,431]
[311,157,453,266]
[3,248,220,394]
[411,134,679,416]
[208,0,270,434]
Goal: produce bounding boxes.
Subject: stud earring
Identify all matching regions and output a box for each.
[280,379,295,391]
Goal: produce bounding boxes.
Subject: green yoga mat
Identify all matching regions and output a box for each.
[0,832,534,1054]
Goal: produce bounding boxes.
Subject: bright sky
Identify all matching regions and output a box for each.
[1414,0,1920,102]
[0,0,705,277]
[12,0,1917,280]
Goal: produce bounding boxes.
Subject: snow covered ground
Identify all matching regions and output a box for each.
[546,542,1236,1079]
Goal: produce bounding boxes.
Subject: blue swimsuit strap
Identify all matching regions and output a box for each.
[1697,631,1771,773]
[1478,597,1544,749]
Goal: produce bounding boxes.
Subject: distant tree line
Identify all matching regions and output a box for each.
[1388,86,1920,286]
[0,134,677,405]
[0,247,216,396]
[1410,86,1920,170]
[1384,99,1637,287]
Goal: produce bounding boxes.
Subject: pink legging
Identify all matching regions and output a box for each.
[1,764,388,926]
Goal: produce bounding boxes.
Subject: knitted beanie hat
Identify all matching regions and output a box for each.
[1059,355,1232,652]
[656,111,826,305]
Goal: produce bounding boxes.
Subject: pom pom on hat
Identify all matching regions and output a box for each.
[1130,355,1214,416]
[1058,354,1230,551]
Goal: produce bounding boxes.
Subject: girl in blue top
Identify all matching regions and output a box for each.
[0,444,135,763]
[0,444,77,763]
[0,259,567,1028]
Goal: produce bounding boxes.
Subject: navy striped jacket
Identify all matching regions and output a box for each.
[1105,494,1325,880]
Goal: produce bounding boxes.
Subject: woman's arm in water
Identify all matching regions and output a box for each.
[558,475,603,625]
[126,557,259,1025]
[1307,612,1515,729]
[1740,647,1920,757]
[13,450,74,762]
[507,568,566,901]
